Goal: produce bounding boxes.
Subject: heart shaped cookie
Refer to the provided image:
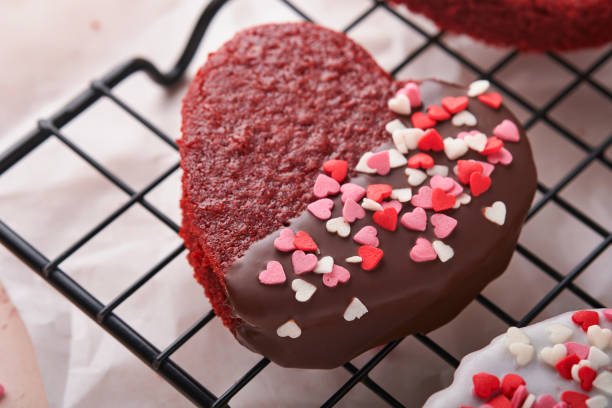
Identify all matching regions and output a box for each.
[180,22,536,368]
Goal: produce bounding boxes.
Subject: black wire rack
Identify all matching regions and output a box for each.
[1,0,611,406]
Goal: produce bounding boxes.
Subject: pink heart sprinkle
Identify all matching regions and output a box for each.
[307,198,334,220]
[603,309,612,321]
[510,385,528,408]
[274,228,296,252]
[494,119,520,142]
[429,175,455,192]
[340,183,366,203]
[410,186,433,209]
[398,82,421,107]
[382,200,402,213]
[456,130,480,140]
[258,261,286,285]
[564,342,589,360]
[533,395,557,408]
[430,213,457,239]
[473,160,495,177]
[552,403,568,408]
[366,151,391,176]
[343,198,366,223]
[313,174,340,198]
[400,207,427,231]
[353,225,379,247]
[487,147,513,165]
[322,264,350,288]
[409,237,437,262]
[291,250,318,275]
[448,180,464,196]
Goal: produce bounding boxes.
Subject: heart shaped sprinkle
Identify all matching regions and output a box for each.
[448,179,464,196]
[432,240,454,262]
[361,198,384,212]
[540,343,568,366]
[411,186,433,209]
[340,183,366,203]
[578,366,597,392]
[473,372,501,399]
[586,395,607,408]
[556,354,581,379]
[505,327,531,348]
[307,198,334,220]
[385,119,405,134]
[430,175,455,192]
[487,147,513,165]
[276,319,301,338]
[593,371,612,396]
[323,159,348,182]
[390,187,412,202]
[258,261,286,285]
[587,324,612,349]
[483,201,507,226]
[494,119,520,142]
[587,346,610,370]
[291,278,317,302]
[366,150,391,176]
[470,172,492,197]
[510,385,528,407]
[382,200,402,214]
[560,391,588,407]
[430,213,458,238]
[441,96,469,114]
[358,245,384,271]
[367,184,393,202]
[274,228,296,252]
[405,168,428,186]
[452,110,477,127]
[388,94,411,115]
[426,165,449,177]
[291,250,318,275]
[322,264,350,287]
[313,174,341,198]
[398,82,421,107]
[478,92,503,109]
[353,226,379,247]
[565,342,590,360]
[453,193,472,209]
[443,137,469,160]
[481,136,504,155]
[534,395,558,408]
[508,342,534,366]
[407,152,434,169]
[465,131,488,152]
[388,148,408,168]
[373,207,398,231]
[467,79,490,97]
[603,309,612,321]
[401,207,427,232]
[293,231,318,251]
[313,256,334,274]
[326,217,351,238]
[432,187,456,212]
[409,237,437,262]
[572,360,591,383]
[411,111,437,130]
[501,373,525,398]
[394,128,425,152]
[572,310,600,332]
[418,129,445,151]
[345,256,362,263]
[355,152,376,174]
[474,160,495,177]
[342,198,366,223]
[427,105,451,121]
[343,297,368,321]
[457,160,484,184]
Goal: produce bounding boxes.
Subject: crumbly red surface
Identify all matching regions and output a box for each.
[389,0,612,51]
[179,23,396,330]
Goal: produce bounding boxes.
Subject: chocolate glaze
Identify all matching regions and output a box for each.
[223,80,537,369]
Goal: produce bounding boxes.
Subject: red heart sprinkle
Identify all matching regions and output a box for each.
[407,152,434,169]
[427,105,451,121]
[457,160,484,184]
[323,159,348,182]
[417,129,444,152]
[480,136,504,155]
[483,394,512,408]
[469,172,492,197]
[555,354,580,380]
[571,310,599,332]
[478,92,503,109]
[373,207,398,231]
[358,245,383,271]
[293,231,318,252]
[432,187,456,212]
[501,374,525,398]
[473,372,500,399]
[561,390,589,408]
[411,111,436,129]
[441,96,469,114]
[366,184,392,202]
[578,366,596,391]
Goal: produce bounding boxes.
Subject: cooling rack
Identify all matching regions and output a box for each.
[1,0,611,406]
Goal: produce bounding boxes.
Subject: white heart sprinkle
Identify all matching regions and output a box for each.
[390,188,412,202]
[426,165,449,177]
[505,327,530,348]
[355,152,376,174]
[464,131,488,152]
[399,128,425,150]
[467,79,490,97]
[388,148,408,168]
[586,395,608,408]
[508,342,534,366]
[405,168,427,186]
[522,394,535,408]
[588,346,611,370]
[443,137,469,160]
[546,323,573,344]
[484,201,506,226]
[326,217,351,238]
[539,343,567,366]
[361,198,384,212]
[432,240,454,262]
[452,193,471,209]
[452,110,477,127]
[291,279,317,302]
[588,325,612,350]
[276,319,301,338]
[385,119,406,134]
[392,130,408,153]
[388,94,411,115]
[313,256,334,274]
[343,297,368,321]
[572,359,592,382]
[593,371,612,396]
[345,256,362,264]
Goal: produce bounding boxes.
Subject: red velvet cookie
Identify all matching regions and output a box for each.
[179,22,537,368]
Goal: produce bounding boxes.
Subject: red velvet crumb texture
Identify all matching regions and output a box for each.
[179,23,397,331]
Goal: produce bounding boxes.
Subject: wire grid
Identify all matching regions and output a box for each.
[0,0,610,406]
